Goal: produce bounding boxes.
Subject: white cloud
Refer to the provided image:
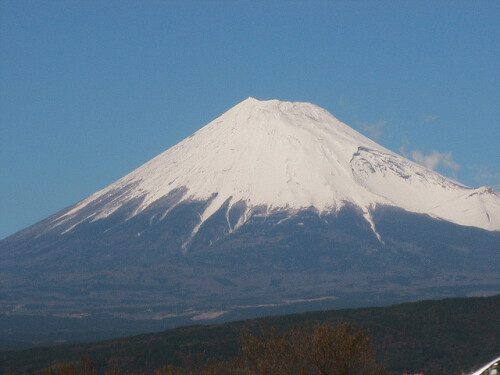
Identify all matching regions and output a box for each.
[362,120,386,141]
[472,166,500,191]
[399,145,409,158]
[423,114,438,123]
[411,150,460,173]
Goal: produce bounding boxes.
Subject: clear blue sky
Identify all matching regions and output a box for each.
[1,1,499,239]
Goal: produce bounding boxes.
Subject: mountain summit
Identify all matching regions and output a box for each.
[1,98,498,331]
[51,97,499,238]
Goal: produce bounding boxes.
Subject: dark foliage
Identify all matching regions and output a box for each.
[39,323,388,375]
[1,295,498,375]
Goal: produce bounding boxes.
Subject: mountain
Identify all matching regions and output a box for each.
[1,98,499,334]
[36,97,500,234]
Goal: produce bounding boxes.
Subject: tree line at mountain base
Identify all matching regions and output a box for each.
[3,295,499,375]
[41,322,388,375]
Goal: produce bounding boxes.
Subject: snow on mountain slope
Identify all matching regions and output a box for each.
[50,97,500,235]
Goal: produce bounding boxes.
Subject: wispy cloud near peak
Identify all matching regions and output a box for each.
[362,120,386,141]
[423,114,438,123]
[410,150,460,173]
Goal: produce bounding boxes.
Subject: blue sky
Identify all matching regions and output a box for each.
[1,0,499,239]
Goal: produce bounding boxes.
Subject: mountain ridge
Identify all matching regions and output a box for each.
[40,97,499,245]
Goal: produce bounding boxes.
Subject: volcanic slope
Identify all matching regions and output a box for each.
[48,97,499,236]
[1,98,498,325]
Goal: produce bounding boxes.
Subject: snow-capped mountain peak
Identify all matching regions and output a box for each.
[52,98,500,235]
